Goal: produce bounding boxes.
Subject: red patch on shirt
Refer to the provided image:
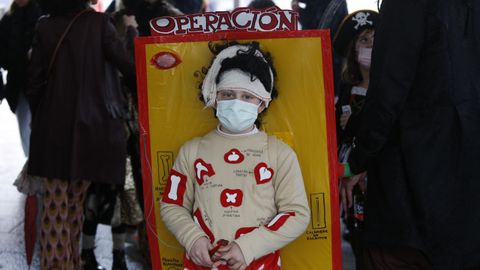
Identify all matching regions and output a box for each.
[194,159,215,185]
[161,169,187,206]
[254,162,274,184]
[234,227,257,239]
[265,212,296,231]
[224,149,245,164]
[220,189,243,207]
[193,208,215,243]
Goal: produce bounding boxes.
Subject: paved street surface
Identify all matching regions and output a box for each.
[0,101,354,270]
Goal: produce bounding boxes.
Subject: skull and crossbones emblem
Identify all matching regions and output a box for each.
[352,12,373,30]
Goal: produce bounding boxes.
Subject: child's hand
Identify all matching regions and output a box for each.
[189,237,214,267]
[212,242,247,270]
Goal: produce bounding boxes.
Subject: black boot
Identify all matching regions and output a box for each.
[81,248,106,270]
[112,249,128,270]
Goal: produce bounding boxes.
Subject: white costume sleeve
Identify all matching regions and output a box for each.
[160,138,208,254]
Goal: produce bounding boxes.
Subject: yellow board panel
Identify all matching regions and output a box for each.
[135,31,341,270]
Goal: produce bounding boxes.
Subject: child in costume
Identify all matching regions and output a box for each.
[334,10,378,270]
[160,42,310,270]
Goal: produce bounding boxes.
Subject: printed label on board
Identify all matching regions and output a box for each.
[161,257,182,269]
[306,193,329,241]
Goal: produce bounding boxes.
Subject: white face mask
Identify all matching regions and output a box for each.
[216,99,259,133]
[357,47,372,69]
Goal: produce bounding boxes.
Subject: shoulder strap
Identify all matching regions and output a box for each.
[47,9,90,75]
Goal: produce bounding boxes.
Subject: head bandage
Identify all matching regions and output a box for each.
[201,45,274,108]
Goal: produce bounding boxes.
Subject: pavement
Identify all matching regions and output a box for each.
[0,101,355,270]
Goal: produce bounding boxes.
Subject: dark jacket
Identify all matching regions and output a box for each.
[0,1,41,112]
[168,0,202,14]
[135,0,181,36]
[348,0,480,269]
[335,82,367,146]
[26,10,135,185]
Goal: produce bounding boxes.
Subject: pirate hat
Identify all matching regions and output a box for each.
[333,10,379,57]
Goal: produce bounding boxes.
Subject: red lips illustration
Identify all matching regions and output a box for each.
[194,159,215,185]
[220,189,243,207]
[254,162,274,184]
[150,51,182,69]
[224,149,244,164]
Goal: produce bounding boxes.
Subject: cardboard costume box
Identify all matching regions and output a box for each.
[135,7,341,270]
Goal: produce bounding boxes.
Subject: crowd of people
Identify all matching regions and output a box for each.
[0,0,188,269]
[0,0,479,270]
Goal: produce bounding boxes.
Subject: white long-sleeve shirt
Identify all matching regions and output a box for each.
[161,129,310,266]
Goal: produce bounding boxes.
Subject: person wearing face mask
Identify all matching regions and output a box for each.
[160,42,310,270]
[332,10,378,270]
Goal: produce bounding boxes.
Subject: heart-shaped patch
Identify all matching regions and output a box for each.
[254,162,274,184]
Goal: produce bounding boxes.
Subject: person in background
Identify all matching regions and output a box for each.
[333,10,378,270]
[248,0,276,9]
[291,0,346,31]
[109,0,152,264]
[345,0,480,269]
[167,0,204,14]
[0,0,41,156]
[81,10,141,270]
[291,0,348,99]
[134,0,182,36]
[26,0,135,268]
[105,0,182,37]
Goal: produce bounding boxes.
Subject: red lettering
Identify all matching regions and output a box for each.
[258,12,278,31]
[150,17,175,34]
[279,11,297,31]
[204,13,219,32]
[217,12,233,31]
[249,11,261,31]
[265,6,280,12]
[174,16,189,34]
[188,14,203,33]
[149,8,299,35]
[231,8,251,29]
